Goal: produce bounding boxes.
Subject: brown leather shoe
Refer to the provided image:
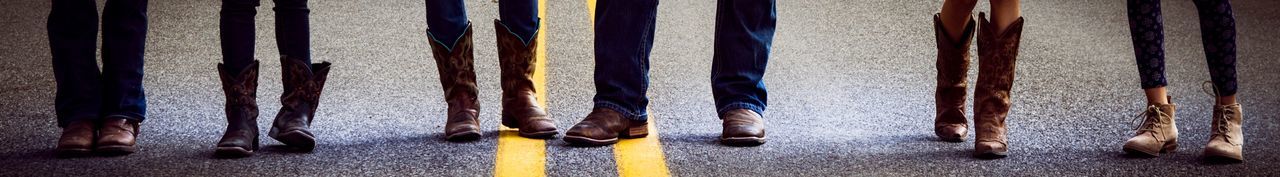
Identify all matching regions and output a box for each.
[269,57,331,151]
[429,24,482,142]
[973,13,1023,159]
[56,120,96,158]
[565,108,648,146]
[95,117,139,156]
[496,20,558,139]
[933,13,976,142]
[215,61,261,158]
[720,109,766,146]
[1203,103,1244,162]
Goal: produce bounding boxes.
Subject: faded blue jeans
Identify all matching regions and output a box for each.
[592,0,776,121]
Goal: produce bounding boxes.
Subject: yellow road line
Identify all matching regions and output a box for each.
[585,0,672,176]
[494,0,549,176]
[614,118,671,177]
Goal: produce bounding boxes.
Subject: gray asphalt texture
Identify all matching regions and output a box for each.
[2,0,1280,176]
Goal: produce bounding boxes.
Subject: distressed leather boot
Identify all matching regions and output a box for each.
[215,61,260,158]
[429,24,482,142]
[95,117,139,156]
[1203,103,1243,162]
[933,13,976,142]
[1123,101,1178,157]
[496,20,558,139]
[56,120,96,158]
[973,13,1022,159]
[269,56,331,151]
[565,108,648,146]
[720,109,766,146]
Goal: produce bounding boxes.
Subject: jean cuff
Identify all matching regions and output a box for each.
[594,102,648,121]
[104,113,145,123]
[718,102,765,119]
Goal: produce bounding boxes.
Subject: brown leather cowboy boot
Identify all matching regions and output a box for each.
[95,117,139,156]
[56,120,96,158]
[720,109,766,146]
[495,20,558,139]
[933,13,976,142]
[565,108,648,146]
[1203,103,1243,162]
[268,56,331,151]
[429,23,482,142]
[215,61,260,158]
[1123,99,1178,157]
[972,13,1022,159]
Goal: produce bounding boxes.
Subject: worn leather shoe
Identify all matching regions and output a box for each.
[95,117,139,156]
[720,109,766,146]
[56,120,96,158]
[565,108,647,146]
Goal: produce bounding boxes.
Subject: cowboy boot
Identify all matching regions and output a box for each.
[1203,103,1243,162]
[215,61,260,158]
[1122,99,1178,157]
[95,116,140,156]
[496,20,558,139]
[56,120,96,158]
[268,56,331,151]
[933,13,977,142]
[429,23,482,142]
[565,108,648,146]
[720,109,766,146]
[973,13,1022,159]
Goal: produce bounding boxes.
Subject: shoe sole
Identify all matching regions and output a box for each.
[519,130,559,139]
[1203,153,1244,163]
[975,151,1008,159]
[720,137,766,146]
[55,148,92,158]
[214,147,255,158]
[271,130,316,151]
[564,135,618,147]
[1122,141,1178,157]
[446,131,483,142]
[94,145,136,156]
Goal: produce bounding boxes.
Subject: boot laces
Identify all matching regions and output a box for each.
[1203,81,1237,145]
[1132,105,1169,141]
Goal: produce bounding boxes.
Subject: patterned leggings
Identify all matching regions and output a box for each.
[1127,0,1238,96]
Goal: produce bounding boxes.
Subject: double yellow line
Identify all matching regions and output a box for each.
[493,0,671,176]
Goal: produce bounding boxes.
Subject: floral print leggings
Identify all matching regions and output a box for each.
[1127,0,1239,96]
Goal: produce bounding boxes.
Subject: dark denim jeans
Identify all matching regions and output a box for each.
[220,0,312,73]
[425,0,539,50]
[49,0,149,127]
[593,0,776,121]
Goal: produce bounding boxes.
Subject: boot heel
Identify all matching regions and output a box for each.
[1162,139,1179,153]
[623,123,649,138]
[501,114,519,128]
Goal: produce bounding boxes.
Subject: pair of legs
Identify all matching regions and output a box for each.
[563,0,776,147]
[49,0,149,157]
[1123,0,1243,162]
[932,0,1023,159]
[215,0,333,158]
[1127,0,1238,105]
[422,0,558,141]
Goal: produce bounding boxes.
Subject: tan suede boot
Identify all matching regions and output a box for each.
[1203,103,1243,162]
[973,13,1022,159]
[933,13,976,142]
[1123,100,1178,157]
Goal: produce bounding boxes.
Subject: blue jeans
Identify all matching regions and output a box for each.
[220,0,313,73]
[48,0,149,127]
[593,0,776,121]
[425,0,539,49]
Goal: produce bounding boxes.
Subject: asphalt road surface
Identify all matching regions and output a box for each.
[2,0,1279,176]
